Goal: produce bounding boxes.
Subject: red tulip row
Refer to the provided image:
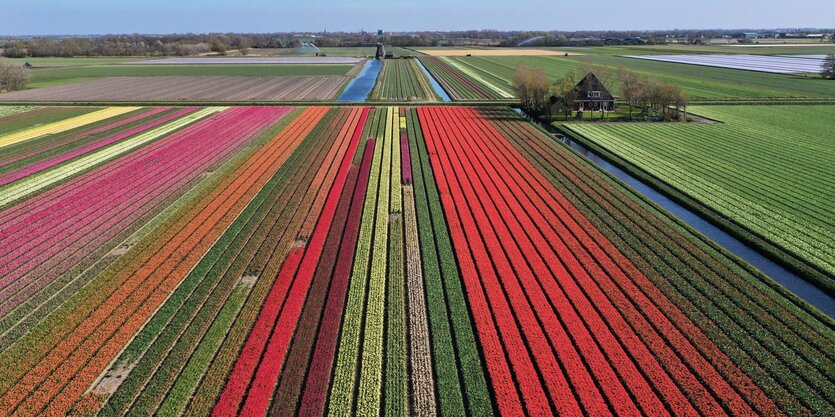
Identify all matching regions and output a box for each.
[295,138,375,417]
[486,108,820,416]
[212,108,369,417]
[416,106,771,417]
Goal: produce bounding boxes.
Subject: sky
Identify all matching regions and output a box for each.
[3,0,834,36]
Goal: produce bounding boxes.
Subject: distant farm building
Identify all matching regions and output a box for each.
[573,72,614,112]
[733,32,761,39]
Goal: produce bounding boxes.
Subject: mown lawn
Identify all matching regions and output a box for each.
[564,105,835,283]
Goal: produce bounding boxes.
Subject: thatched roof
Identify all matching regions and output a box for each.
[575,72,614,101]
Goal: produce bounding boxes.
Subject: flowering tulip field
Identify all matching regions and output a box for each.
[0,105,831,417]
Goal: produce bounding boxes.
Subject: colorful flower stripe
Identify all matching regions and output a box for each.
[487,108,833,416]
[401,114,437,417]
[170,108,332,417]
[440,106,691,416]
[238,108,367,417]
[0,107,274,356]
[421,106,567,417]
[267,138,369,416]
[353,106,398,417]
[0,107,293,417]
[385,107,408,417]
[468,108,787,416]
[0,107,223,207]
[0,107,166,170]
[0,107,227,286]
[0,107,141,149]
[212,107,367,417]
[0,108,291,341]
[326,108,389,417]
[0,105,831,417]
[298,108,367,239]
[0,106,188,186]
[296,138,375,417]
[418,106,785,417]
[0,108,228,302]
[405,107,495,417]
[102,107,328,417]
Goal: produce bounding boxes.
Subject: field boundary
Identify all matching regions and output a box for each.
[555,124,835,300]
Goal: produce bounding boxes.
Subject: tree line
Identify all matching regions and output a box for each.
[513,64,688,121]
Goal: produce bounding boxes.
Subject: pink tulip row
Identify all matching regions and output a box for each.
[0,107,195,187]
[0,107,292,318]
[0,107,169,170]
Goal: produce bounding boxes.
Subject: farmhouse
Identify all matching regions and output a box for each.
[573,72,614,112]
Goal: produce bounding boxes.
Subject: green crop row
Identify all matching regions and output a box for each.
[371,60,438,102]
[417,57,502,101]
[565,105,835,284]
[0,107,98,137]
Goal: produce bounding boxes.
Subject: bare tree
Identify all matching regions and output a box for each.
[236,36,252,56]
[512,64,551,116]
[822,54,835,79]
[549,72,578,119]
[617,68,640,120]
[0,63,30,91]
[512,63,531,106]
[210,38,228,55]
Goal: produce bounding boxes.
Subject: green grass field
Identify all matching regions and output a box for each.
[562,105,835,286]
[22,64,355,89]
[544,44,835,56]
[418,44,835,56]
[442,55,835,100]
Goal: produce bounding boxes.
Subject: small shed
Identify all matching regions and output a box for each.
[573,72,614,112]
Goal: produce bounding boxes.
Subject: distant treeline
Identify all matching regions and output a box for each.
[1,29,832,58]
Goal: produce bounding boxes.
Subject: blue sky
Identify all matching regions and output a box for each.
[4,0,833,35]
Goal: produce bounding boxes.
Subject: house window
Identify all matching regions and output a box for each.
[589,91,601,98]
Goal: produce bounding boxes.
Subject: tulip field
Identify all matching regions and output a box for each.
[0,105,831,417]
